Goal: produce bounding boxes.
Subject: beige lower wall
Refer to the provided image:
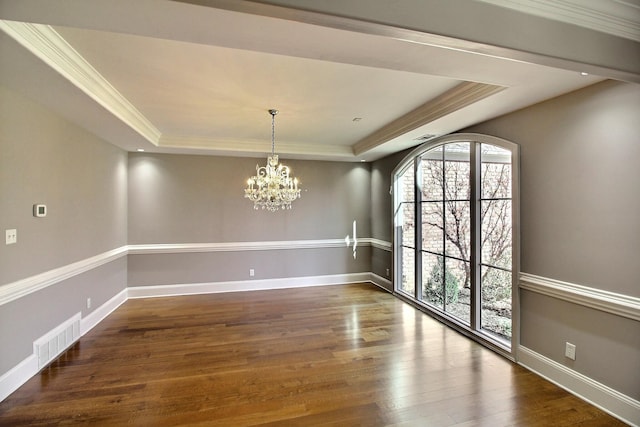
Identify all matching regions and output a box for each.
[370,247,392,291]
[128,246,372,287]
[521,289,639,400]
[0,257,127,375]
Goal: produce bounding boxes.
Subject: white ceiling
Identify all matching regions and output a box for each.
[1,0,639,161]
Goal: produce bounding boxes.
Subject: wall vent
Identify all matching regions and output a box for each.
[33,312,81,370]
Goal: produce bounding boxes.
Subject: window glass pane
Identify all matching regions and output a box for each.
[400,202,415,248]
[421,202,443,255]
[444,143,470,201]
[400,246,415,297]
[445,142,471,161]
[398,162,415,202]
[481,200,512,269]
[444,258,470,325]
[481,266,512,341]
[421,253,444,310]
[481,144,511,199]
[445,201,470,261]
[420,147,443,201]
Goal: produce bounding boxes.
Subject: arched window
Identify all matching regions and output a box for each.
[393,133,519,357]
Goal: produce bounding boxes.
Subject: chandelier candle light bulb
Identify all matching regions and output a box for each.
[244,109,301,211]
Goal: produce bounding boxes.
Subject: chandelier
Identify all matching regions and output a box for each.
[244,109,301,211]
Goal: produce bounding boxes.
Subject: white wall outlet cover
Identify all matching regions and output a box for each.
[5,229,17,245]
[565,342,576,360]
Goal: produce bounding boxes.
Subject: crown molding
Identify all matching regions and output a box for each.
[477,0,640,42]
[353,82,505,156]
[0,20,162,144]
[160,135,356,159]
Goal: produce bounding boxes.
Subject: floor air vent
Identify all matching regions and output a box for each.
[33,313,81,370]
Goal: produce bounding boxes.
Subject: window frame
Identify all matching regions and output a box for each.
[392,133,520,360]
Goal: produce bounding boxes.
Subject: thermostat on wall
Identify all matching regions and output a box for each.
[33,204,47,217]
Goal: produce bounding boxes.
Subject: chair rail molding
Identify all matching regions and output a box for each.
[1,239,391,306]
[519,273,640,321]
[0,246,128,307]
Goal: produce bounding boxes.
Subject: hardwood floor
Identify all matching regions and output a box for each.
[0,283,626,426]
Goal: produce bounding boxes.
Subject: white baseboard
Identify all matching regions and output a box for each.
[518,345,640,426]
[0,354,38,402]
[128,273,373,299]
[80,289,128,336]
[369,273,392,292]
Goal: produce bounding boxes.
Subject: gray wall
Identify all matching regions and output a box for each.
[371,151,407,243]
[371,150,409,289]
[465,80,640,296]
[465,80,640,399]
[0,86,128,374]
[0,86,128,285]
[128,153,371,243]
[127,153,372,285]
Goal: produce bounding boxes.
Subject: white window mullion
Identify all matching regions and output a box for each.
[470,142,482,331]
[415,157,423,301]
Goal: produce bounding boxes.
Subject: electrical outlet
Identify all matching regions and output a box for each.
[5,229,17,245]
[565,342,576,360]
[249,269,255,277]
[87,298,91,309]
[386,268,390,277]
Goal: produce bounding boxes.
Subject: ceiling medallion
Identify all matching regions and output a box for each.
[244,109,301,211]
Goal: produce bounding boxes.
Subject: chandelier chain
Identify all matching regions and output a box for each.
[270,109,276,156]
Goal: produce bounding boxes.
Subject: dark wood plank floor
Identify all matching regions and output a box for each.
[0,283,625,426]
